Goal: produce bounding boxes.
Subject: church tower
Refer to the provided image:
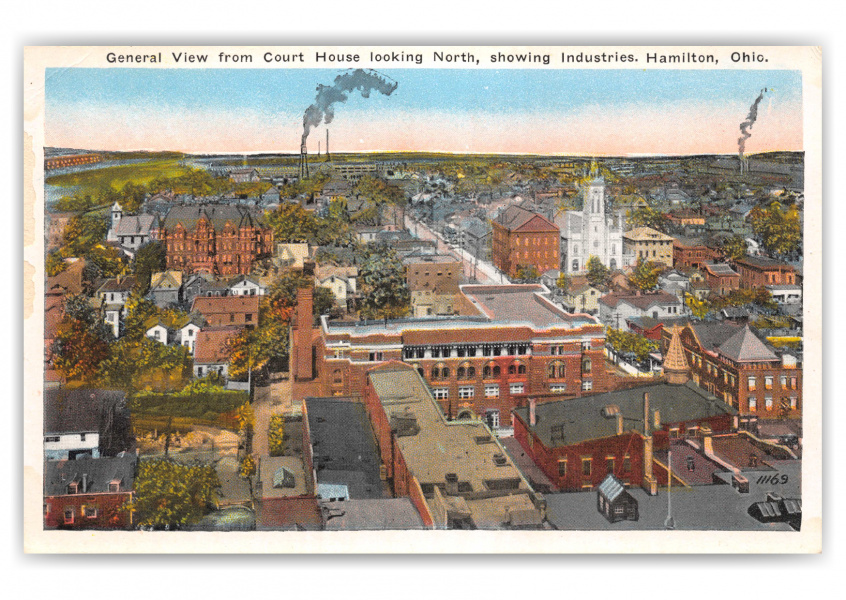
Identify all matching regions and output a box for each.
[107,201,122,242]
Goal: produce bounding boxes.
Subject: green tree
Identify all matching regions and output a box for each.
[586,255,610,287]
[126,459,220,530]
[514,264,540,282]
[359,244,411,319]
[721,235,749,262]
[751,202,801,256]
[122,292,160,340]
[268,415,285,457]
[629,258,660,291]
[685,294,711,319]
[60,213,109,257]
[555,272,570,295]
[606,328,657,363]
[97,337,192,393]
[132,241,167,294]
[51,294,112,383]
[627,206,669,232]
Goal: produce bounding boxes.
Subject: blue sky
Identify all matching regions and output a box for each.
[45,68,804,155]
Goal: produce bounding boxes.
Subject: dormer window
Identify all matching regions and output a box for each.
[67,482,79,495]
[109,480,121,493]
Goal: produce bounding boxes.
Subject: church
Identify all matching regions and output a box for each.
[555,169,631,275]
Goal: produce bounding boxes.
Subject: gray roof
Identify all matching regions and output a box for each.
[690,322,745,353]
[44,454,136,496]
[161,205,263,231]
[44,389,127,435]
[717,325,778,362]
[115,214,158,236]
[597,474,627,502]
[513,381,736,449]
[495,205,555,231]
[736,255,793,269]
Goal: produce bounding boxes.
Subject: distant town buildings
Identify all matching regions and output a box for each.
[623,226,674,269]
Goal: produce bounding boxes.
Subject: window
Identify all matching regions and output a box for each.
[188,329,194,337]
[780,375,787,388]
[748,376,757,391]
[790,377,798,390]
[64,508,74,525]
[45,436,59,443]
[457,366,467,379]
[79,433,86,442]
[484,384,500,398]
[582,458,592,477]
[581,357,592,373]
[550,384,567,393]
[509,383,524,395]
[558,459,568,478]
[458,386,475,399]
[623,455,632,473]
[765,376,773,390]
[486,409,500,429]
[109,481,121,493]
[790,396,798,409]
[84,506,98,519]
[749,397,757,411]
[368,351,384,362]
[432,388,449,400]
[606,457,615,475]
[765,396,774,411]
[582,380,593,391]
[548,361,566,379]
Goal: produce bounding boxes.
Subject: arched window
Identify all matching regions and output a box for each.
[483,365,492,378]
[510,361,526,375]
[582,357,592,373]
[442,367,450,379]
[493,365,501,377]
[572,260,579,271]
[518,364,527,375]
[548,361,566,379]
[609,258,617,270]
[457,366,467,380]
[467,366,476,378]
[508,364,516,375]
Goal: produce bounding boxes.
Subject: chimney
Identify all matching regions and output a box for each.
[653,409,661,430]
[82,473,88,494]
[642,392,657,495]
[701,424,714,456]
[445,473,459,496]
[616,413,624,435]
[294,287,314,381]
[529,398,537,427]
[326,129,330,162]
[643,393,650,437]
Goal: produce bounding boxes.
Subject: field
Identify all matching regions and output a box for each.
[45,158,191,194]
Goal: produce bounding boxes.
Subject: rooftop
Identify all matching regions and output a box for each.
[321,498,425,531]
[193,326,241,364]
[305,398,386,500]
[44,389,127,435]
[367,366,531,498]
[736,255,795,270]
[513,381,736,449]
[495,205,558,232]
[599,291,680,310]
[44,454,136,496]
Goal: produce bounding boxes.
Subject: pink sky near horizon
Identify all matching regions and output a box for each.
[47,100,802,157]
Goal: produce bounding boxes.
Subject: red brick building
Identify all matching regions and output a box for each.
[734,255,797,290]
[191,295,260,327]
[673,236,720,270]
[702,262,741,295]
[44,455,136,529]
[292,284,610,426]
[660,322,802,425]
[512,380,736,492]
[491,205,560,278]
[153,205,273,276]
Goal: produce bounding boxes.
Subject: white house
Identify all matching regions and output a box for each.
[97,276,137,338]
[178,318,204,354]
[44,431,100,461]
[228,275,266,297]
[145,319,171,345]
[315,265,358,309]
[598,291,684,331]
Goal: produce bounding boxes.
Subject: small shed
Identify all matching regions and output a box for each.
[596,474,639,523]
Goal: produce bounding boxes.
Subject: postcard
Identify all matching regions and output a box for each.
[23,45,822,553]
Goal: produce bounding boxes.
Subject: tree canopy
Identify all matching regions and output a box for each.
[586,256,611,287]
[629,258,661,291]
[627,206,669,232]
[751,202,801,256]
[126,459,220,530]
[606,328,657,363]
[358,244,411,319]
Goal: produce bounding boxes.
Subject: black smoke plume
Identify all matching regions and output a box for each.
[738,88,768,156]
[302,69,398,145]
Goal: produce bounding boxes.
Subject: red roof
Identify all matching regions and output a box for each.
[191,295,260,316]
[194,326,241,364]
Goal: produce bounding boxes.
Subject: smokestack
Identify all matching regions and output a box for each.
[326,129,330,162]
[294,287,314,381]
[643,393,650,437]
[529,398,537,427]
[642,392,657,494]
[299,142,309,180]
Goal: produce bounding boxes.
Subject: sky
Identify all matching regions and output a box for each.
[45,68,803,156]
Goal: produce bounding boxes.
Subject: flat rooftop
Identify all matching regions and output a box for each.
[305,398,387,500]
[368,366,530,496]
[543,459,800,531]
[324,284,599,335]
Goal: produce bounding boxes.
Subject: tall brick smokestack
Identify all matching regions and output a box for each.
[294,287,314,381]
